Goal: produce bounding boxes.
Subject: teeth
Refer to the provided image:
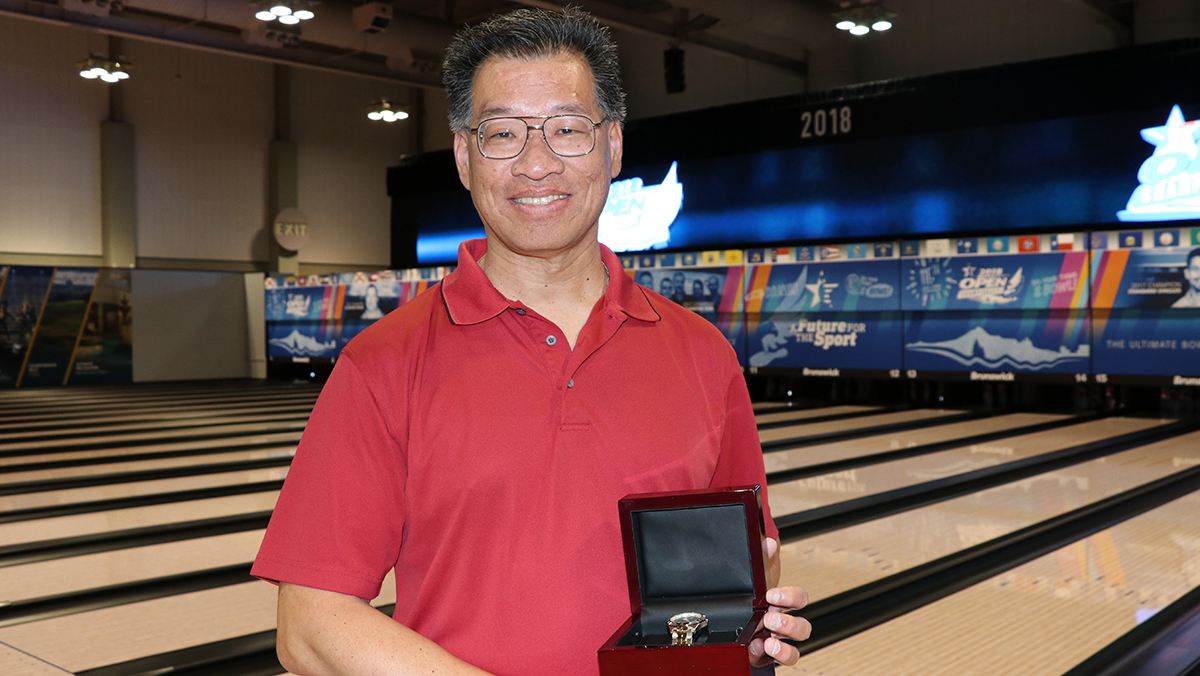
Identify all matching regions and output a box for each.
[514,194,568,205]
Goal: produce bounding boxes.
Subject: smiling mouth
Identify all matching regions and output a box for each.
[513,194,569,205]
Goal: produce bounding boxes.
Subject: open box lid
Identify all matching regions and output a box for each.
[618,485,768,617]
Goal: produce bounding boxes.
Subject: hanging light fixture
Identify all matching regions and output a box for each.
[366,100,408,122]
[77,55,131,82]
[833,0,896,36]
[253,0,315,24]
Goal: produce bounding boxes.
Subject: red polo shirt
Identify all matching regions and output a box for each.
[253,239,776,676]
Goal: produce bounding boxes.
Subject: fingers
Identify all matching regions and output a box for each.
[766,586,810,611]
[764,610,812,642]
[762,537,779,561]
[762,637,800,666]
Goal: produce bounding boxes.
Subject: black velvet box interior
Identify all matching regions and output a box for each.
[605,486,767,649]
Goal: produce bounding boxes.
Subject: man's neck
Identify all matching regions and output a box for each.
[478,241,609,349]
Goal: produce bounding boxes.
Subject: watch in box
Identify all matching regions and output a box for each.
[597,485,770,675]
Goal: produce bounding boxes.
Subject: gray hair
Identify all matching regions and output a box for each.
[442,6,627,133]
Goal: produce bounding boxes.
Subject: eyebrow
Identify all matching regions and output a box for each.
[477,102,592,119]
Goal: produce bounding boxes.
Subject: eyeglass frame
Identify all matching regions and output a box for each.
[467,114,605,160]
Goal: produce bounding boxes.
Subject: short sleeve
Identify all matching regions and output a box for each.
[711,366,779,540]
[252,354,407,600]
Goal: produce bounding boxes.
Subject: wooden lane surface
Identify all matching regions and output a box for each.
[0,402,317,434]
[781,470,1200,676]
[767,416,1163,516]
[755,405,879,426]
[0,385,319,412]
[0,431,302,468]
[0,392,318,425]
[0,464,290,514]
[759,408,963,444]
[0,420,309,455]
[0,446,295,487]
[762,412,1068,474]
[0,574,396,672]
[0,492,281,547]
[0,412,312,445]
[774,426,1200,605]
[0,529,268,602]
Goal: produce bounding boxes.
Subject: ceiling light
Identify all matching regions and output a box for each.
[77,55,131,82]
[833,0,896,36]
[254,0,315,23]
[367,99,408,122]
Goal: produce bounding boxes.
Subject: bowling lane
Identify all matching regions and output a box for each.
[768,416,1164,515]
[0,464,290,514]
[762,412,1069,474]
[0,386,318,413]
[0,402,316,434]
[0,431,302,468]
[0,492,280,547]
[781,479,1200,676]
[0,419,308,455]
[0,573,395,673]
[0,445,295,486]
[775,426,1200,605]
[0,530,267,602]
[759,408,964,445]
[0,411,310,444]
[756,406,879,426]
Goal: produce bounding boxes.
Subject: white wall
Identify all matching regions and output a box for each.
[131,269,251,381]
[0,16,106,257]
[124,41,275,263]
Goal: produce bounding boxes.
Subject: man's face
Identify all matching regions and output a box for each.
[672,272,685,292]
[659,279,673,296]
[453,53,623,260]
[1186,257,1200,291]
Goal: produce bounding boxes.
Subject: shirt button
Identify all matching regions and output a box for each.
[516,308,526,315]
[567,379,575,388]
[546,335,557,346]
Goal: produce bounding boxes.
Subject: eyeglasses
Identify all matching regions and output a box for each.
[469,115,603,160]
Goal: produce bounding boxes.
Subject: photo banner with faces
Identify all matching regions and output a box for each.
[0,266,133,388]
[741,259,902,372]
[264,272,444,361]
[629,264,746,363]
[1090,232,1200,378]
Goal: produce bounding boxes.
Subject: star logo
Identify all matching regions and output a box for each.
[804,273,839,308]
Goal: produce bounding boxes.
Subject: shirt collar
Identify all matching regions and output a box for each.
[440,239,661,325]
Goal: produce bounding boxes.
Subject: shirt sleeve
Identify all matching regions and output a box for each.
[252,353,407,600]
[711,364,779,540]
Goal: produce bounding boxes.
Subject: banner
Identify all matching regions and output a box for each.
[0,266,54,387]
[904,310,1091,375]
[901,252,1089,311]
[69,269,133,384]
[1091,247,1200,309]
[632,265,746,359]
[742,259,901,315]
[264,273,444,361]
[747,312,903,372]
[1092,309,1200,377]
[20,268,98,387]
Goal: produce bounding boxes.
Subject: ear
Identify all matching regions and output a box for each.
[453,131,472,191]
[606,120,623,179]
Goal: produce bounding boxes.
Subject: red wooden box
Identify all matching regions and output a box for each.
[597,485,769,676]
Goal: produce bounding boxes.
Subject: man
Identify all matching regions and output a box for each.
[252,8,809,676]
[1172,247,1200,308]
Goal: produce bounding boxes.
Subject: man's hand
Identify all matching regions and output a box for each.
[749,537,812,668]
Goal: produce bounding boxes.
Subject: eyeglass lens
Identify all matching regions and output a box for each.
[477,115,596,159]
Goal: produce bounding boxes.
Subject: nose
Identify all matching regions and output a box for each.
[511,128,564,180]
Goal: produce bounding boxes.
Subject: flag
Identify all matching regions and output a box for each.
[725,250,743,265]
[620,256,635,269]
[874,242,895,258]
[701,251,721,265]
[639,254,656,268]
[682,253,698,266]
[1090,232,1108,250]
[955,239,977,254]
[1192,229,1200,246]
[746,249,766,264]
[1049,234,1074,251]
[820,245,842,260]
[660,253,676,267]
[1018,236,1039,253]
[987,237,1010,253]
[796,246,816,262]
[1118,231,1143,248]
[847,244,867,259]
[900,240,921,257]
[1154,229,1179,247]
[927,239,951,256]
